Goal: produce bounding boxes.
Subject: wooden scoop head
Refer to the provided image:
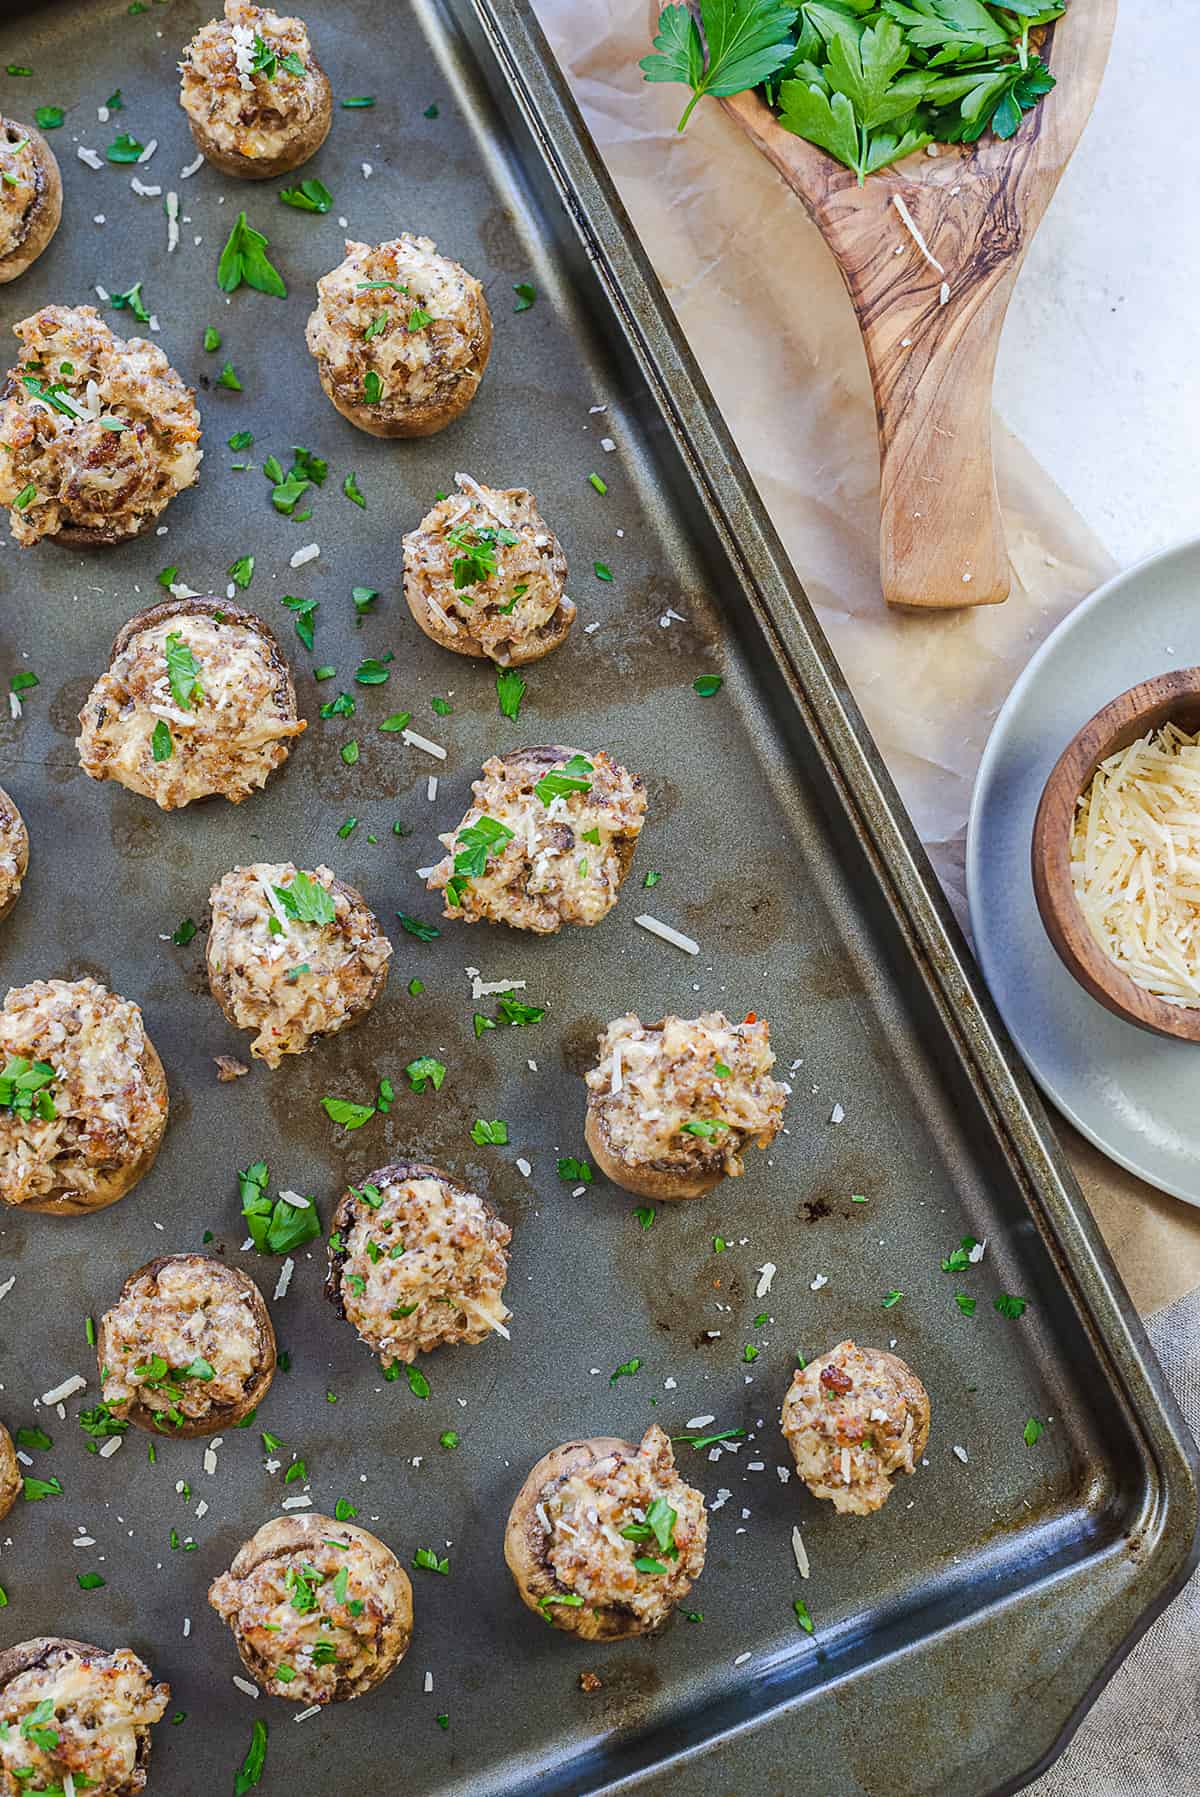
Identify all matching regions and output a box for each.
[714,0,1116,608]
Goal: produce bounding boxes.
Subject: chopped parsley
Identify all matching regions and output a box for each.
[321,1095,376,1131]
[77,1571,105,1590]
[240,1161,321,1254]
[343,472,366,508]
[227,429,253,451]
[22,1475,62,1501]
[111,280,150,323]
[940,1235,979,1274]
[217,360,243,391]
[228,553,254,588]
[533,753,593,806]
[355,657,390,685]
[633,1206,655,1229]
[407,307,433,331]
[588,471,607,495]
[593,561,614,582]
[512,282,536,312]
[496,666,525,722]
[469,1118,508,1146]
[203,325,221,352]
[363,370,383,405]
[273,869,335,924]
[405,1365,430,1399]
[279,178,332,212]
[556,1158,593,1183]
[234,1717,268,1794]
[693,674,722,697]
[0,1056,56,1122]
[405,1056,446,1094]
[1023,1417,1044,1447]
[953,1292,976,1318]
[439,1430,459,1450]
[447,521,518,589]
[413,1547,450,1575]
[281,593,319,649]
[105,131,144,162]
[341,95,375,107]
[610,1356,642,1385]
[171,918,197,946]
[994,1293,1028,1319]
[151,718,172,761]
[380,710,412,733]
[217,211,288,298]
[793,1597,815,1635]
[164,631,203,709]
[33,106,63,130]
[396,912,440,941]
[882,1290,903,1309]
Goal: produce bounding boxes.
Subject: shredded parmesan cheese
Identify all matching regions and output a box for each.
[891,193,944,273]
[634,914,700,955]
[1071,722,1200,1003]
[791,1525,810,1577]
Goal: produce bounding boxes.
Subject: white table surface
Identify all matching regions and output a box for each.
[997,0,1198,566]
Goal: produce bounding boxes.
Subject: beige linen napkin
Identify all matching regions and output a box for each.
[531,0,1200,1317]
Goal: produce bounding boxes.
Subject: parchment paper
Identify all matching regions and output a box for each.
[532,0,1200,1315]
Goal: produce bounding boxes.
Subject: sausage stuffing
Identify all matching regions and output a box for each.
[0,1639,169,1796]
[0,305,201,545]
[781,1339,931,1516]
[179,0,331,173]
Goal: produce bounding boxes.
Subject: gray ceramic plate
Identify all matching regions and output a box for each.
[967,536,1200,1205]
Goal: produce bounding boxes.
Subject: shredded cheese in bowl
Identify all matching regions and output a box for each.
[1070,721,1200,1005]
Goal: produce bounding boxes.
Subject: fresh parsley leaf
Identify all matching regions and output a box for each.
[610,1356,641,1384]
[363,370,383,405]
[281,593,318,649]
[227,429,253,450]
[1023,1416,1044,1447]
[217,210,288,298]
[111,280,150,324]
[405,1056,446,1093]
[396,912,439,941]
[234,1718,268,1795]
[151,718,172,761]
[512,282,536,311]
[380,710,411,733]
[341,95,375,108]
[633,1205,655,1229]
[641,0,799,130]
[994,1293,1028,1319]
[240,1166,320,1255]
[355,657,390,685]
[34,105,63,129]
[496,992,545,1026]
[217,359,243,391]
[279,178,332,212]
[953,1291,976,1317]
[470,1118,508,1146]
[405,1365,430,1399]
[693,674,722,696]
[204,325,222,352]
[413,1547,450,1575]
[496,666,526,721]
[229,554,254,589]
[172,917,197,947]
[22,1475,63,1501]
[533,753,593,806]
[557,1157,592,1182]
[793,1597,816,1634]
[593,561,613,582]
[344,472,366,507]
[106,130,144,162]
[164,631,203,710]
[322,1095,376,1130]
[273,869,336,925]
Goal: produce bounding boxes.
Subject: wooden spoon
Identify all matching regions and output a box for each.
[714,1,1116,609]
[1032,668,1200,1044]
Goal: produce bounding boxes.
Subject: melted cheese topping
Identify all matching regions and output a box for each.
[336,1174,511,1367]
[0,788,26,914]
[0,978,165,1209]
[538,1426,707,1630]
[1071,721,1200,1004]
[306,236,488,421]
[0,305,202,546]
[208,1530,408,1704]
[180,0,322,161]
[586,1012,786,1176]
[0,1645,168,1794]
[101,1259,266,1423]
[77,611,305,810]
[428,751,646,933]
[0,122,42,260]
[782,1340,927,1516]
[403,478,572,663]
[207,862,391,1065]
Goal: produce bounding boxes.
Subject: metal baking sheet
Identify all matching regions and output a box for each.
[0,1,1195,1793]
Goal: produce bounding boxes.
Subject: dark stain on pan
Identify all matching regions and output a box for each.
[588,1655,664,1733]
[477,203,530,274]
[50,674,95,736]
[794,948,869,1002]
[684,871,788,951]
[108,795,173,863]
[58,955,112,988]
[559,1013,602,1077]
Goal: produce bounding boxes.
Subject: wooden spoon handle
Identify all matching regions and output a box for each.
[867,257,1019,609]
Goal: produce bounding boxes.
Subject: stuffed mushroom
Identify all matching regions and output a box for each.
[97,1254,275,1437]
[0,977,168,1214]
[325,1160,511,1370]
[584,1012,787,1201]
[179,0,332,179]
[77,598,305,810]
[0,305,201,547]
[0,785,28,923]
[403,474,574,666]
[208,1514,413,1703]
[306,235,492,437]
[0,1638,169,1795]
[207,862,392,1066]
[0,1422,19,1521]
[781,1339,931,1516]
[427,747,646,933]
[505,1425,707,1641]
[0,118,62,283]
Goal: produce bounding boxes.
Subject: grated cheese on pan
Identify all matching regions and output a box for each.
[1071,722,1200,1004]
[634,914,699,955]
[791,1525,810,1578]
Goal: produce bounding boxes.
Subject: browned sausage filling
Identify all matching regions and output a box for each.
[0,978,165,1210]
[77,610,305,810]
[534,1426,707,1631]
[180,1,324,163]
[404,475,572,663]
[207,863,392,1065]
[208,1535,401,1704]
[0,122,45,260]
[0,306,201,545]
[0,1644,168,1795]
[101,1259,268,1429]
[428,751,646,933]
[329,1171,511,1367]
[0,789,26,917]
[306,236,488,423]
[587,1012,787,1177]
[781,1339,928,1515]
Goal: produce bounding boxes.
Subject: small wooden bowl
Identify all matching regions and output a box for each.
[1032,668,1200,1042]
